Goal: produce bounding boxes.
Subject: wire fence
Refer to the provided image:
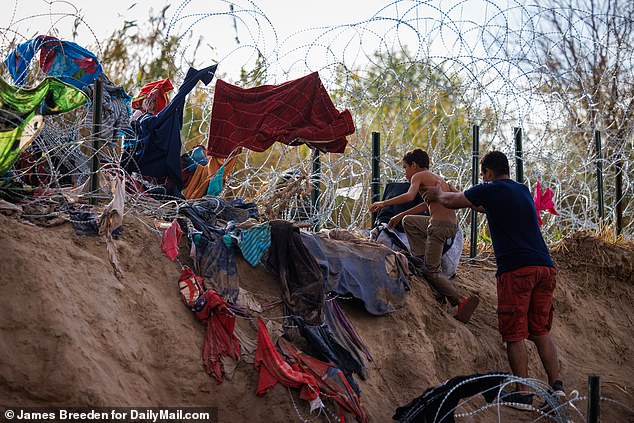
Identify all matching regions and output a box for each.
[0,0,632,252]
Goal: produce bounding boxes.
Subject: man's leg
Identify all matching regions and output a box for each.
[530,334,560,385]
[497,267,536,392]
[528,267,560,386]
[402,215,430,258]
[507,340,530,392]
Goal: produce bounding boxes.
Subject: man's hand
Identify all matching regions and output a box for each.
[387,213,403,228]
[369,201,385,213]
[422,180,443,202]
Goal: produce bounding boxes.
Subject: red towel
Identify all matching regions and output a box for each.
[533,181,558,226]
[160,219,182,261]
[195,290,241,383]
[207,72,355,158]
[254,318,320,400]
[132,78,174,115]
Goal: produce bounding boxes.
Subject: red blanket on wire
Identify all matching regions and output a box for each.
[207,72,355,158]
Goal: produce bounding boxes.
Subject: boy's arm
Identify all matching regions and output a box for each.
[369,173,423,212]
[388,202,429,228]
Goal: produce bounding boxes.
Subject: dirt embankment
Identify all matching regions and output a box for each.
[0,213,632,422]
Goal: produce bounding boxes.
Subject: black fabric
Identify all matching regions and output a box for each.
[393,373,509,423]
[377,182,426,228]
[294,317,363,395]
[267,220,324,325]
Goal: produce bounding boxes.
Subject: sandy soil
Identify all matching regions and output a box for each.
[0,213,632,422]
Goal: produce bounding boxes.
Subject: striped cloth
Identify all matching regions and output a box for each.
[238,222,271,266]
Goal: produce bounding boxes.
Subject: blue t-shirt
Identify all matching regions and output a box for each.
[464,179,554,275]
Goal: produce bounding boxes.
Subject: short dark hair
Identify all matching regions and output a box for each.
[403,149,430,169]
[481,151,509,177]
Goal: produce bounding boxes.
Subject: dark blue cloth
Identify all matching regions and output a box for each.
[294,317,362,396]
[130,65,217,189]
[230,198,260,220]
[377,182,425,229]
[301,232,408,315]
[464,179,554,275]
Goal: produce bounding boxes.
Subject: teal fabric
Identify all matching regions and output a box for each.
[239,222,271,266]
[206,165,225,197]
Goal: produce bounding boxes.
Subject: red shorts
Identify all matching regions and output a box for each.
[496,266,557,342]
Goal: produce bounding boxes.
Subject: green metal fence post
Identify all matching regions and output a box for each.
[371,132,381,227]
[89,77,103,205]
[470,125,480,259]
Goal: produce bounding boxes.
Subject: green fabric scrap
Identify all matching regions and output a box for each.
[0,76,88,129]
[0,113,32,175]
[0,76,88,175]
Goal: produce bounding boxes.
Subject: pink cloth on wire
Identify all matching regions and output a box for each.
[160,219,182,261]
[206,72,355,158]
[533,181,558,226]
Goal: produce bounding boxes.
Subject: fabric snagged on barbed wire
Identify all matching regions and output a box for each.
[128,65,217,189]
[132,78,174,115]
[179,198,250,239]
[206,72,354,158]
[182,154,239,200]
[4,35,103,89]
[393,372,509,423]
[0,76,88,175]
[534,181,559,227]
[0,76,88,129]
[267,220,325,325]
[254,317,320,401]
[83,74,133,145]
[277,337,368,423]
[300,232,409,315]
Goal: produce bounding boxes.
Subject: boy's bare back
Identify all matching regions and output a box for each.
[413,170,457,224]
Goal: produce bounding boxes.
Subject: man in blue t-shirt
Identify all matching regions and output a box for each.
[424,151,564,409]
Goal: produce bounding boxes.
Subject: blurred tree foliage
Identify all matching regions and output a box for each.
[332,48,473,157]
[100,5,179,87]
[500,0,634,231]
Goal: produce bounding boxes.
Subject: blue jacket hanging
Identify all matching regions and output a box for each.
[130,65,217,190]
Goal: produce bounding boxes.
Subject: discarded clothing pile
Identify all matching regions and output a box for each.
[4,35,104,89]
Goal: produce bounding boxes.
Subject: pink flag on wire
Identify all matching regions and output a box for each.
[533,181,558,226]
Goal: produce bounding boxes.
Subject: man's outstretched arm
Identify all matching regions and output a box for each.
[424,181,485,212]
